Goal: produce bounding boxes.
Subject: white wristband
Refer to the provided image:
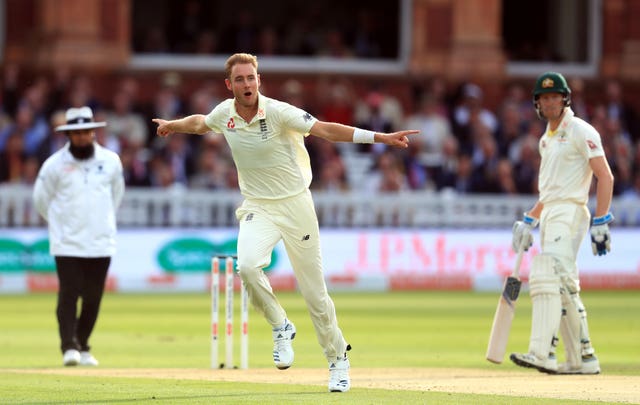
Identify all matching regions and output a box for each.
[353,128,375,144]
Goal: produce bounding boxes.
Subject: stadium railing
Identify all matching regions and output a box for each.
[1,184,639,228]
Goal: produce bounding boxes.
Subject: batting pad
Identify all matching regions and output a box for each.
[561,288,595,366]
[528,255,562,359]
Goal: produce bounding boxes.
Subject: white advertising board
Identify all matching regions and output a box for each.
[1,228,638,293]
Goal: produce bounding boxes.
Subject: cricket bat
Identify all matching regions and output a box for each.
[486,247,525,364]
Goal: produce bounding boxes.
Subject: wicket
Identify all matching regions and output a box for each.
[211,255,249,369]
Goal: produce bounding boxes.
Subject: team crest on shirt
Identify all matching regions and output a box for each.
[586,140,598,150]
[260,119,268,139]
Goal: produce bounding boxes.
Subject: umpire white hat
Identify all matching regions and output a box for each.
[55,106,106,132]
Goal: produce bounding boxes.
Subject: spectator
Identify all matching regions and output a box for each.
[354,83,405,133]
[451,83,498,153]
[105,90,148,148]
[433,136,461,191]
[469,126,501,193]
[94,110,121,153]
[317,79,355,125]
[512,133,540,194]
[405,92,454,170]
[354,91,394,154]
[496,158,518,194]
[495,101,526,160]
[120,143,151,187]
[0,133,26,183]
[36,110,68,164]
[502,82,535,125]
[604,78,639,142]
[153,133,196,187]
[279,79,308,110]
[189,145,228,190]
[67,74,101,111]
[568,77,590,120]
[308,138,347,191]
[2,63,20,117]
[0,103,47,156]
[364,150,409,193]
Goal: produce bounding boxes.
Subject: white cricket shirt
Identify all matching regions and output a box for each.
[537,108,605,205]
[33,142,125,257]
[204,94,317,200]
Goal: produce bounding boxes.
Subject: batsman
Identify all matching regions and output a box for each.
[509,72,614,375]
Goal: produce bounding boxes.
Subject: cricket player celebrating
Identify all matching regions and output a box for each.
[510,72,614,374]
[153,53,417,392]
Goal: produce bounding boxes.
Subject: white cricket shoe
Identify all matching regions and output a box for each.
[328,356,351,392]
[63,349,81,366]
[510,352,558,374]
[79,351,99,366]
[272,320,296,370]
[557,355,600,374]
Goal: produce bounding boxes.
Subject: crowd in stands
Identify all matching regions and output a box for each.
[1,63,640,203]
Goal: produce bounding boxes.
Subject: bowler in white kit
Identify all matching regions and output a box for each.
[510,72,614,375]
[153,53,418,392]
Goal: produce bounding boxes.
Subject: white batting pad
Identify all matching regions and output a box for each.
[560,288,595,366]
[528,255,562,359]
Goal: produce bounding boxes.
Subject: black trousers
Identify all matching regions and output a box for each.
[54,256,110,353]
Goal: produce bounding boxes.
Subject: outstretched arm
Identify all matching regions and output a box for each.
[309,121,418,148]
[152,114,210,137]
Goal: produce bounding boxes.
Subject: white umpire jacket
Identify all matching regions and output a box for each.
[33,142,125,257]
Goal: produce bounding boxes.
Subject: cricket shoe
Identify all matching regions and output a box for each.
[510,352,558,374]
[63,349,81,366]
[328,356,351,392]
[79,351,99,366]
[557,354,600,375]
[272,319,296,370]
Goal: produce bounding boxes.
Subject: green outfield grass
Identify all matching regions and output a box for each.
[1,290,638,404]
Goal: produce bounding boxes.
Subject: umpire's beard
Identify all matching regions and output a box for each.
[69,143,95,161]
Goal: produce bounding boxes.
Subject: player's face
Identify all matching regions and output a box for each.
[537,93,565,121]
[67,129,94,147]
[226,63,260,108]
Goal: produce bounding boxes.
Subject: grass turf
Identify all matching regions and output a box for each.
[1,290,638,403]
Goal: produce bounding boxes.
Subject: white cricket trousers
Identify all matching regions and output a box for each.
[235,189,348,361]
[539,202,590,291]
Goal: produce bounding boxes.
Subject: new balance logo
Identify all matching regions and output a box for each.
[246,213,254,222]
[301,235,310,241]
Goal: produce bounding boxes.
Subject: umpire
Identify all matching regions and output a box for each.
[33,106,125,366]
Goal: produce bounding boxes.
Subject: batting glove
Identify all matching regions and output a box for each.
[590,212,614,256]
[511,214,538,252]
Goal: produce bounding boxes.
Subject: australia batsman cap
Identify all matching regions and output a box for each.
[55,106,106,132]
